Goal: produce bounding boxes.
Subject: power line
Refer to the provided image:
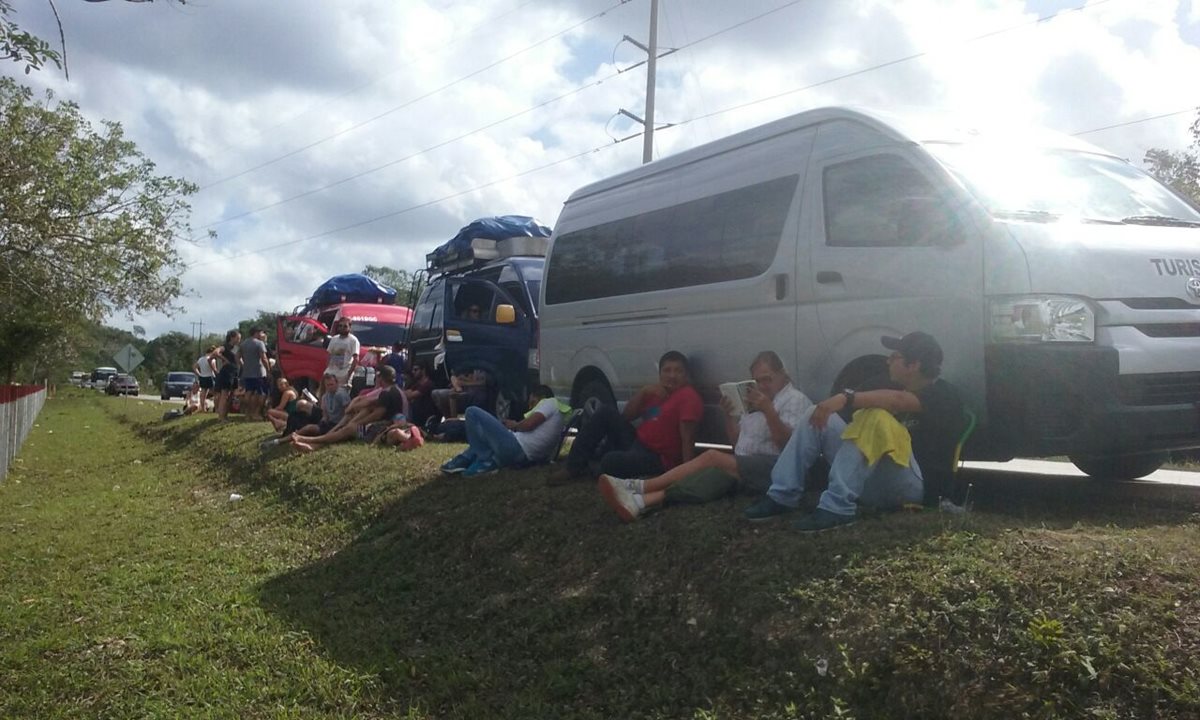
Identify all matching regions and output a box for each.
[192,0,819,233]
[199,0,548,161]
[665,0,1122,130]
[184,105,1190,274]
[193,67,633,235]
[1071,107,1199,137]
[197,0,633,191]
[185,137,632,270]
[185,0,1163,267]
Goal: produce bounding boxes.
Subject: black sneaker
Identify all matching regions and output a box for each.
[743,495,795,522]
[791,509,857,533]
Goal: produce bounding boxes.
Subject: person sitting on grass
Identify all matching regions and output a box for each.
[266,376,299,433]
[743,332,965,532]
[404,362,437,428]
[440,384,565,477]
[598,350,812,522]
[431,367,490,420]
[551,351,703,484]
[264,373,350,448]
[289,365,405,453]
[375,418,426,451]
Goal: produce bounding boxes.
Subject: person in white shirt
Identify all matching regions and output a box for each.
[324,317,360,387]
[193,345,217,412]
[598,350,812,522]
[439,385,565,477]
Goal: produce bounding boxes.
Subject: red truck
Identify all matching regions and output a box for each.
[276,302,413,393]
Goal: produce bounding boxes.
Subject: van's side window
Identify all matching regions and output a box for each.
[823,154,947,247]
[410,281,442,339]
[545,174,798,304]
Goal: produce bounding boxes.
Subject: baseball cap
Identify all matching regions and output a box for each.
[881,332,943,372]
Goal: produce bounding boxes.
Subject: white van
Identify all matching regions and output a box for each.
[539,107,1200,479]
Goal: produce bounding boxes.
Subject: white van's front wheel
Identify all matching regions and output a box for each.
[1069,452,1167,481]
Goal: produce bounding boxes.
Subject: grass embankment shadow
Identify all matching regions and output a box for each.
[118,403,1200,719]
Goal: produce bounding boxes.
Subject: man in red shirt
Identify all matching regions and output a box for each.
[552,351,703,483]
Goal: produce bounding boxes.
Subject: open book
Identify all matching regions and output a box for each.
[719,380,757,417]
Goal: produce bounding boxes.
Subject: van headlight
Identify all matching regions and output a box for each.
[990,295,1095,343]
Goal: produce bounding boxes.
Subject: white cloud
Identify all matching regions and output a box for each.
[4,0,1197,337]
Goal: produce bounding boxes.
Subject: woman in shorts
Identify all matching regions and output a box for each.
[214,329,241,420]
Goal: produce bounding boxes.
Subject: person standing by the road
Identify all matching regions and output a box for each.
[238,327,271,421]
[325,317,360,388]
[193,345,218,412]
[214,330,241,421]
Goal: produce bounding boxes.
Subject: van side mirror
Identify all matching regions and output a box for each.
[896,197,962,247]
[495,304,517,325]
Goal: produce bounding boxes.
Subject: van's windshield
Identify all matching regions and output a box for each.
[351,321,408,348]
[926,142,1200,225]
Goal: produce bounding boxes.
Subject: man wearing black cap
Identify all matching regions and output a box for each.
[744,331,964,531]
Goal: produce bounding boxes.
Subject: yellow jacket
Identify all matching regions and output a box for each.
[840,408,913,468]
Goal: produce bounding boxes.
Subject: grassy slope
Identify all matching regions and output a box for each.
[1,392,1198,719]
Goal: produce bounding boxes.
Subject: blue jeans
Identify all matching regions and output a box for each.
[459,406,527,467]
[817,444,923,516]
[766,407,924,516]
[767,408,847,507]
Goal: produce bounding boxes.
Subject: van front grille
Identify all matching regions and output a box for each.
[1117,372,1200,406]
[1120,297,1198,310]
[1135,324,1200,338]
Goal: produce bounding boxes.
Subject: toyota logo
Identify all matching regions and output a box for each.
[1189,277,1200,301]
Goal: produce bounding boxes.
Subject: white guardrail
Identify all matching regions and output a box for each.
[1,385,47,482]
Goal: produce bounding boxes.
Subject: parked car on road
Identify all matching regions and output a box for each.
[161,372,197,400]
[105,374,140,396]
[69,371,87,387]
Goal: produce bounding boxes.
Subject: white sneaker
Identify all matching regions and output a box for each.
[598,475,643,523]
[601,474,642,495]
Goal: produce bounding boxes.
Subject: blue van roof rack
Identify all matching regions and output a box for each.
[425,235,549,274]
[426,215,552,274]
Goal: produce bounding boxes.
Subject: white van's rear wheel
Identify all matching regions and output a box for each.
[1069,452,1166,480]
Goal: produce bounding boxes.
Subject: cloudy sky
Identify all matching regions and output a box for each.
[8,0,1200,338]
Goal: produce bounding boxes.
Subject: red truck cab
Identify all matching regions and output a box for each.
[276,302,413,392]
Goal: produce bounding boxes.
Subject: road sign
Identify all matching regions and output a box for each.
[113,344,144,373]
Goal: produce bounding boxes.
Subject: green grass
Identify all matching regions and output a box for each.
[2,391,1199,718]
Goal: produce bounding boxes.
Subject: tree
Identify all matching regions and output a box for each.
[1144,113,1200,206]
[362,264,425,307]
[0,1,60,75]
[0,78,197,381]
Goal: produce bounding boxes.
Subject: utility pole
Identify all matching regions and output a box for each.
[618,0,673,164]
[642,0,659,164]
[190,320,203,357]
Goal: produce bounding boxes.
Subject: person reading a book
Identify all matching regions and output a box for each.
[552,351,703,483]
[598,350,812,522]
[743,331,966,532]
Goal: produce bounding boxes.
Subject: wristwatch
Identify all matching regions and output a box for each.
[841,388,856,409]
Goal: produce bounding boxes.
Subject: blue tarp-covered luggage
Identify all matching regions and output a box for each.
[308,274,397,308]
[429,215,552,267]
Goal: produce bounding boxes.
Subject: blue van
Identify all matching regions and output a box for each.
[408,217,549,419]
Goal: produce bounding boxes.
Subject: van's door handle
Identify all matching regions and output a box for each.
[816,271,842,284]
[774,274,788,300]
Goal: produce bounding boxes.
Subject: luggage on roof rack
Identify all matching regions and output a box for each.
[427,215,552,273]
[306,273,397,309]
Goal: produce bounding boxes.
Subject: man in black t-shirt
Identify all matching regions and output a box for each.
[744,332,965,531]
